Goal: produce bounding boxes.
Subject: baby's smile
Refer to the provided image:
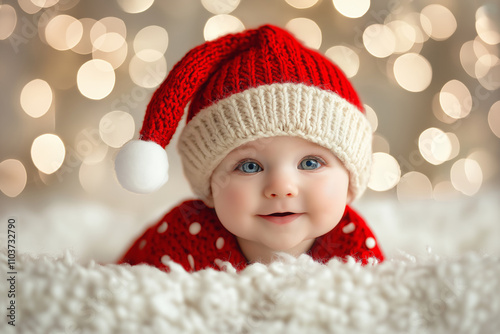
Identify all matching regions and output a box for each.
[257,212,304,225]
[267,212,295,217]
[115,24,384,271]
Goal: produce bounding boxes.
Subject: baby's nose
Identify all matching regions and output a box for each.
[264,174,298,199]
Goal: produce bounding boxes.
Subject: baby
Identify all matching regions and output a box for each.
[114,24,384,272]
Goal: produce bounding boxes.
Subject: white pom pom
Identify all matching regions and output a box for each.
[114,140,169,194]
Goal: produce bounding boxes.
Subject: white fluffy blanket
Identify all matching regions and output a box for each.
[2,189,500,333]
[1,250,499,334]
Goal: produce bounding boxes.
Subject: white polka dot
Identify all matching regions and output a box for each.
[365,237,376,249]
[342,222,356,234]
[161,255,171,265]
[189,222,201,235]
[138,239,147,249]
[187,254,195,269]
[157,222,168,233]
[214,258,230,271]
[216,237,225,250]
[214,258,224,268]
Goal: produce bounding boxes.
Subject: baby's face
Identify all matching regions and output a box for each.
[209,136,351,255]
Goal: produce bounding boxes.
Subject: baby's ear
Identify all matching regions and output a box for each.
[203,194,215,208]
[346,189,354,204]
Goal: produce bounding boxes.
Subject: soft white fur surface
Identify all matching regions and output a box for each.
[1,250,499,334]
[1,188,500,333]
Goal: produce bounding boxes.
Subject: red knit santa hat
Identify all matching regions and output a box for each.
[115,24,373,202]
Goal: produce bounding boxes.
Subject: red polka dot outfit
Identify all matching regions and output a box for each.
[114,26,386,271]
[118,200,384,272]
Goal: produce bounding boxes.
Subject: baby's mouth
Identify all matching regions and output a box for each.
[268,212,295,217]
[258,212,303,224]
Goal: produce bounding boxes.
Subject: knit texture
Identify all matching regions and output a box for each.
[129,24,372,201]
[118,200,384,272]
[140,25,363,146]
[179,83,372,200]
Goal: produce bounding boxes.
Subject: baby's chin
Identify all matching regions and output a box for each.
[266,238,315,256]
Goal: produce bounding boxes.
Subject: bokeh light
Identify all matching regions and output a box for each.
[92,37,128,69]
[45,15,83,51]
[31,134,66,175]
[418,127,452,165]
[31,0,60,8]
[77,59,115,100]
[432,93,456,124]
[1,1,499,205]
[129,54,167,88]
[79,161,107,193]
[433,181,460,201]
[478,61,500,91]
[325,45,359,78]
[402,12,429,44]
[84,144,108,165]
[460,40,486,78]
[473,36,496,58]
[75,128,109,165]
[134,25,169,62]
[92,32,126,53]
[90,17,127,49]
[18,0,43,14]
[397,171,433,201]
[203,14,245,41]
[475,54,498,79]
[446,132,460,161]
[363,24,395,58]
[332,0,370,18]
[0,4,17,40]
[20,79,53,118]
[116,0,154,14]
[468,150,497,181]
[0,159,27,198]
[488,100,500,138]
[420,4,457,41]
[387,20,416,54]
[393,53,432,92]
[368,152,401,192]
[476,4,500,45]
[363,104,378,132]
[372,134,390,153]
[90,18,128,68]
[285,18,322,50]
[285,0,318,9]
[451,158,483,196]
[52,0,80,11]
[99,111,135,148]
[439,80,472,119]
[71,18,97,55]
[37,166,58,186]
[202,0,241,14]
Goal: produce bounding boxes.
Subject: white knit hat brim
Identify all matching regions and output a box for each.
[178,83,373,203]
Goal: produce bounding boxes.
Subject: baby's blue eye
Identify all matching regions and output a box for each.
[299,158,321,170]
[238,161,262,174]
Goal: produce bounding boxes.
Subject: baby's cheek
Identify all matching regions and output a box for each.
[307,178,348,215]
[214,178,251,210]
[318,172,349,198]
[309,179,335,199]
[214,183,255,235]
[211,170,232,198]
[223,184,251,209]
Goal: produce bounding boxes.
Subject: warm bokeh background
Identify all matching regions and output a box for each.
[1,0,499,262]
